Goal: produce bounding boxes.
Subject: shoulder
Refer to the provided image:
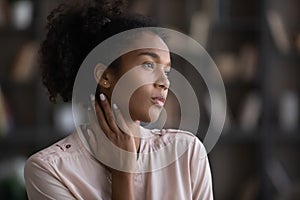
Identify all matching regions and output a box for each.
[150,128,202,145]
[146,128,206,156]
[25,131,87,168]
[166,129,207,156]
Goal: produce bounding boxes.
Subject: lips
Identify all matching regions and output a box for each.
[151,96,165,107]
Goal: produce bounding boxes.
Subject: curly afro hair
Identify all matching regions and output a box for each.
[39,0,157,103]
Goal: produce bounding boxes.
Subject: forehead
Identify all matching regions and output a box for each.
[119,48,170,66]
[123,31,170,60]
[129,31,169,52]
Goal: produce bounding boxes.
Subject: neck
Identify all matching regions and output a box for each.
[124,119,141,154]
[124,119,141,137]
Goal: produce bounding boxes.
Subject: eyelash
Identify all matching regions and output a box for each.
[142,62,170,76]
[142,62,154,69]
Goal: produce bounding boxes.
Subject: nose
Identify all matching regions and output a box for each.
[154,67,170,90]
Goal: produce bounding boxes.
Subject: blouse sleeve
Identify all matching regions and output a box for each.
[24,156,76,200]
[191,139,214,200]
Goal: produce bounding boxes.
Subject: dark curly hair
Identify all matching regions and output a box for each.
[39,0,157,103]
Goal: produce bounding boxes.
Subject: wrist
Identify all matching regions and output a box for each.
[111,170,134,199]
[112,170,133,179]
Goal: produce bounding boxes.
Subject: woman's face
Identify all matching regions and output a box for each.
[104,32,171,123]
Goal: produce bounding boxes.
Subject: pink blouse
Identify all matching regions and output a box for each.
[24,126,213,200]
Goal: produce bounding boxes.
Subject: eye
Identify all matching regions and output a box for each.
[164,66,171,77]
[142,62,154,69]
[164,70,170,76]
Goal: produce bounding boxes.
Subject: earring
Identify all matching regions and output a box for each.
[102,80,110,88]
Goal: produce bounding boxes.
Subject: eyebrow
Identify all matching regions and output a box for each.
[138,52,160,58]
[138,51,171,66]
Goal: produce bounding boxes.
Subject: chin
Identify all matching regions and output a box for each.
[133,110,162,123]
[130,103,163,123]
[146,105,163,123]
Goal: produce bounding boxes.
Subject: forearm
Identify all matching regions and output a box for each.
[111,171,134,200]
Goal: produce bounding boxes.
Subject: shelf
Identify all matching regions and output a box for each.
[0,26,32,37]
[211,20,261,32]
[217,128,260,145]
[224,80,260,90]
[219,127,300,145]
[1,79,37,89]
[0,0,298,200]
[269,51,300,63]
[207,23,259,52]
[0,127,65,151]
[271,130,300,145]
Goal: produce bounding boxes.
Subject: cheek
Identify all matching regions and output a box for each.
[129,85,152,107]
[128,85,153,120]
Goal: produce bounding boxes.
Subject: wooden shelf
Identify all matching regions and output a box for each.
[0,127,65,151]
[217,128,260,144]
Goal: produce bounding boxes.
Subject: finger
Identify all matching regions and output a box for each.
[90,94,111,134]
[87,95,98,125]
[112,103,132,136]
[112,105,138,152]
[99,93,120,133]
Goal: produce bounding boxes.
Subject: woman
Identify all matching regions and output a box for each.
[24,1,213,199]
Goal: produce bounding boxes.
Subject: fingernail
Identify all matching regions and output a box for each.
[100,93,106,101]
[113,103,118,110]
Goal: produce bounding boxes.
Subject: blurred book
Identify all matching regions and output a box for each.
[238,45,258,82]
[11,41,38,82]
[0,0,10,26]
[190,12,211,47]
[216,44,258,84]
[267,10,291,54]
[239,92,261,132]
[215,53,239,83]
[296,33,300,53]
[213,0,230,22]
[279,90,299,132]
[267,159,291,195]
[238,177,259,200]
[0,86,13,137]
[11,0,33,30]
[204,92,232,132]
[54,103,75,135]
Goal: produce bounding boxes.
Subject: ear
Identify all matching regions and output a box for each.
[94,63,111,88]
[94,63,106,82]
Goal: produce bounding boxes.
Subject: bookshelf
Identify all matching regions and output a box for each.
[205,0,300,199]
[261,1,300,200]
[0,0,63,153]
[0,0,299,199]
[0,1,64,198]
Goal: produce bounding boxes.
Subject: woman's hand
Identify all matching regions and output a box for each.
[89,93,136,200]
[91,93,139,153]
[87,93,140,172]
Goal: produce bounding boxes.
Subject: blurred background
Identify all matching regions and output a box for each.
[0,0,299,199]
